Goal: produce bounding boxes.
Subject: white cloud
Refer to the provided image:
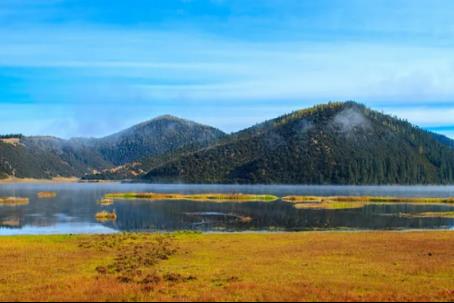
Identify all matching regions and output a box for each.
[2,25,454,137]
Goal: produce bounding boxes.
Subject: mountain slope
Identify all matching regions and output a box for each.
[0,137,110,179]
[143,102,454,184]
[88,115,225,165]
[0,115,225,180]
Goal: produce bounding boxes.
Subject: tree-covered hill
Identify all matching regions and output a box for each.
[2,102,454,184]
[143,102,454,184]
[89,115,225,165]
[0,116,225,179]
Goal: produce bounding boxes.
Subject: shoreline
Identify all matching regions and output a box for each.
[0,177,121,184]
[0,229,453,237]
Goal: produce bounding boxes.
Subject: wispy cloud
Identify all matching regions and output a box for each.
[1,0,454,137]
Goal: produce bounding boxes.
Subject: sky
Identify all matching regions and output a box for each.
[1,0,454,138]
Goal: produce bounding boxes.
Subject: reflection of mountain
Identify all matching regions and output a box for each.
[110,200,454,232]
[0,216,21,228]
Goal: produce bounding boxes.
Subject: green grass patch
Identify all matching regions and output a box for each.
[104,192,279,203]
[293,201,367,210]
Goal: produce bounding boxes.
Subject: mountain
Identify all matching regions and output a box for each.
[0,136,110,179]
[3,102,454,184]
[0,116,225,180]
[80,115,226,180]
[431,133,454,149]
[88,115,225,165]
[143,102,454,185]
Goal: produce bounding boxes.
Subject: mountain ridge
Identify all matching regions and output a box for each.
[0,115,225,179]
[2,101,454,184]
[143,102,454,184]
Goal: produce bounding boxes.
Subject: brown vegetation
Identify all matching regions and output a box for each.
[0,232,452,302]
[0,197,29,206]
[95,211,117,222]
[37,192,57,199]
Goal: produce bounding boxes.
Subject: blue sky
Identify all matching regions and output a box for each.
[1,0,454,138]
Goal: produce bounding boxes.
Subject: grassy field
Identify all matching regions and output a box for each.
[0,232,452,302]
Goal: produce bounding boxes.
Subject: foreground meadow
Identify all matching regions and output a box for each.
[0,232,452,302]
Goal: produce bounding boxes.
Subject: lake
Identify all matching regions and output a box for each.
[0,183,453,235]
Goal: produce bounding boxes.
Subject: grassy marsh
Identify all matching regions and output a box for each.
[0,232,452,302]
[104,192,279,203]
[293,201,367,210]
[285,195,454,210]
[283,195,454,205]
[0,197,29,206]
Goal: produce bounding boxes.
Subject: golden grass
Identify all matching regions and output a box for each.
[0,197,29,206]
[0,232,452,302]
[0,138,20,145]
[95,211,117,222]
[293,201,367,210]
[0,177,80,184]
[401,211,454,219]
[37,191,57,199]
[283,195,454,204]
[97,198,114,206]
[104,192,279,203]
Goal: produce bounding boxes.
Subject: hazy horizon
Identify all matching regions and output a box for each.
[1,0,454,138]
[1,101,452,141]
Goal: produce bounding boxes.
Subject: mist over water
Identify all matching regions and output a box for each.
[0,183,453,235]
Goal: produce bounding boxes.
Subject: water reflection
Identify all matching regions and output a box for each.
[0,183,453,234]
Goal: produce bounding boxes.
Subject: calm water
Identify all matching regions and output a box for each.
[0,183,453,235]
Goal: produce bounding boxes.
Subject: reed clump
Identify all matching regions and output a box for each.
[0,197,29,206]
[97,198,114,206]
[95,211,117,221]
[37,192,57,199]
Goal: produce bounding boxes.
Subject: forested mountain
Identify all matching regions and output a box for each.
[0,116,225,179]
[143,102,454,184]
[87,115,225,165]
[0,136,110,179]
[2,102,454,184]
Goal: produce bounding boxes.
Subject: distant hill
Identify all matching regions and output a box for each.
[0,136,110,179]
[0,116,225,179]
[2,102,454,184]
[143,102,454,184]
[88,115,225,165]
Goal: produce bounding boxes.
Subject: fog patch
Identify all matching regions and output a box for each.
[331,108,371,133]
